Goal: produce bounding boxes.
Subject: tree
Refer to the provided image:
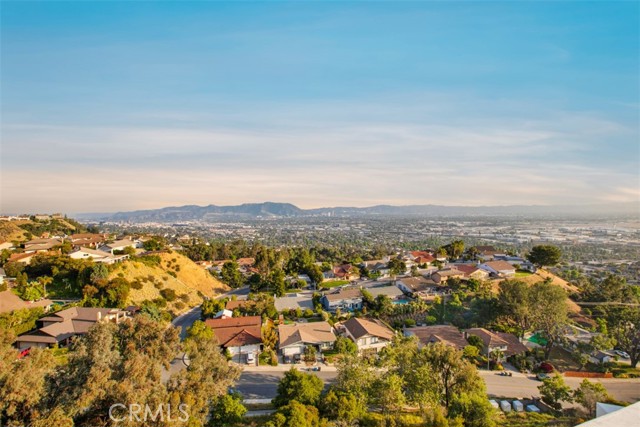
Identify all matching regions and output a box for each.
[449,392,496,427]
[334,336,357,355]
[221,261,244,289]
[538,374,572,410]
[304,345,317,364]
[210,392,247,426]
[273,368,324,408]
[267,400,321,427]
[529,280,569,359]
[333,354,379,406]
[608,307,640,367]
[267,268,287,297]
[573,379,611,419]
[388,258,406,276]
[527,245,562,268]
[498,280,532,338]
[372,373,405,415]
[320,389,363,423]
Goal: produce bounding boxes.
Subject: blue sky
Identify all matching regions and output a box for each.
[1,1,638,213]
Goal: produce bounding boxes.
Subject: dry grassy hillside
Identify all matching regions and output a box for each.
[0,221,30,243]
[109,251,228,314]
[492,269,581,313]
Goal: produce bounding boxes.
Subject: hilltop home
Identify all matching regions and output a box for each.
[15,307,129,350]
[321,288,362,312]
[431,268,465,284]
[396,277,438,296]
[453,264,490,281]
[278,321,337,359]
[465,328,527,357]
[69,247,128,264]
[204,316,263,363]
[339,317,395,354]
[100,239,138,255]
[479,261,516,277]
[365,285,405,301]
[404,325,467,350]
[0,290,52,314]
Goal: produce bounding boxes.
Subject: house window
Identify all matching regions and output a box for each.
[370,337,378,344]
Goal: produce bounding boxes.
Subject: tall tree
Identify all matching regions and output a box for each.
[573,379,611,419]
[527,245,562,268]
[538,374,573,411]
[529,280,570,359]
[273,368,323,408]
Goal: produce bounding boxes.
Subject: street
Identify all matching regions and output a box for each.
[236,367,640,404]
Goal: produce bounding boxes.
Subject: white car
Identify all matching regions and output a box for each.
[614,350,630,359]
[246,353,256,364]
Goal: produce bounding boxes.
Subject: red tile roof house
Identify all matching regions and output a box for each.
[331,264,356,280]
[338,317,396,355]
[204,316,263,364]
[14,307,130,350]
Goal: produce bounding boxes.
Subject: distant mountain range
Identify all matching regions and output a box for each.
[76,201,639,222]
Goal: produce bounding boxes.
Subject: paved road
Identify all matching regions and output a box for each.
[172,306,203,340]
[236,368,640,404]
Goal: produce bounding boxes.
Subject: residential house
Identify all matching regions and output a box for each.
[69,247,128,264]
[396,277,438,297]
[493,255,537,273]
[8,252,36,264]
[361,259,391,278]
[474,246,499,261]
[365,284,405,301]
[404,325,468,350]
[0,290,52,315]
[23,238,62,253]
[204,316,263,363]
[431,268,465,284]
[331,264,356,281]
[339,317,395,354]
[100,239,138,255]
[479,261,517,277]
[321,288,363,312]
[465,328,528,358]
[278,321,337,359]
[0,241,14,251]
[0,268,5,285]
[69,233,108,248]
[453,264,490,281]
[15,307,129,350]
[274,293,314,312]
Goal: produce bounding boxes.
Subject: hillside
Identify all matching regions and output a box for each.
[492,269,581,313]
[109,251,228,314]
[0,221,30,243]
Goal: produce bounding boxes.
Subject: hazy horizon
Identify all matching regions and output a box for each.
[1,2,638,213]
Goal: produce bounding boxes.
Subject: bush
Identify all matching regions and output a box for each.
[173,301,185,310]
[160,288,177,302]
[403,318,416,327]
[131,280,143,290]
[179,293,190,303]
[154,282,163,290]
[168,271,177,278]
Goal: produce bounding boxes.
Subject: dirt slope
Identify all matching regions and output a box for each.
[109,251,228,314]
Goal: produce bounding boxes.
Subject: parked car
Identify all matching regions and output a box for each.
[18,347,30,359]
[246,353,255,365]
[535,373,550,381]
[614,350,630,359]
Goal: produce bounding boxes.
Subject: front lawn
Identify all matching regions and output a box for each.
[321,280,350,288]
[515,270,534,278]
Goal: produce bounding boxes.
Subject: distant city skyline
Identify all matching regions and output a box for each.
[1,1,638,213]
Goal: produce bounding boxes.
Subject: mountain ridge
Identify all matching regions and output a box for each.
[75,201,639,222]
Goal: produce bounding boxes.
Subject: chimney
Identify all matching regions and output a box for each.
[97,311,102,322]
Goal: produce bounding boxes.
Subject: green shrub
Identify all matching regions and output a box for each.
[160,288,177,302]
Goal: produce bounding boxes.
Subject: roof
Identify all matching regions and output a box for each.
[70,247,118,259]
[433,268,464,278]
[107,239,135,249]
[0,290,53,314]
[414,255,435,264]
[323,288,362,302]
[365,285,404,299]
[410,251,431,259]
[482,261,516,272]
[274,295,314,311]
[204,316,263,348]
[453,264,482,276]
[16,307,126,344]
[278,321,336,348]
[225,300,251,310]
[465,328,528,356]
[397,277,437,292]
[8,252,36,263]
[576,402,640,427]
[342,317,394,341]
[405,325,467,350]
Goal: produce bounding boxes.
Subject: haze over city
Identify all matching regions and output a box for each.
[1,1,638,213]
